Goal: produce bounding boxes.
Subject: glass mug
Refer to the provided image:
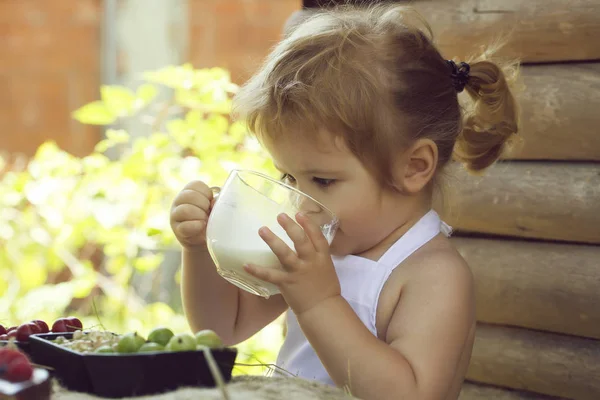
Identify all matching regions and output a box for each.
[206,169,339,298]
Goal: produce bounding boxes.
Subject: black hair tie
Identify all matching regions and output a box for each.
[447,60,470,93]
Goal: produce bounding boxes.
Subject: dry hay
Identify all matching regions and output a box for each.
[52,375,355,400]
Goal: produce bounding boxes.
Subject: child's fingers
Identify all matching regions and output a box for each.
[244,264,288,285]
[173,189,211,211]
[176,220,206,239]
[277,213,314,257]
[259,227,299,269]
[171,203,208,223]
[296,213,330,253]
[182,180,214,200]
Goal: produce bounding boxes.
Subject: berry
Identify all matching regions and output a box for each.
[139,342,164,353]
[31,320,49,333]
[16,323,38,342]
[147,327,174,347]
[0,347,32,382]
[65,317,83,332]
[166,333,196,352]
[51,318,69,333]
[5,360,34,382]
[0,347,26,366]
[117,332,146,354]
[194,330,223,349]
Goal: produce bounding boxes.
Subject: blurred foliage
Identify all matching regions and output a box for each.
[0,64,282,375]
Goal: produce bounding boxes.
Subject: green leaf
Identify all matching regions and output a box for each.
[143,64,195,89]
[94,129,130,153]
[105,255,128,274]
[166,119,193,148]
[148,133,170,149]
[229,121,248,141]
[136,83,158,104]
[146,227,161,236]
[17,257,48,291]
[72,101,117,125]
[185,110,202,126]
[143,302,174,321]
[206,114,229,135]
[83,154,110,172]
[72,270,97,298]
[100,85,136,115]
[133,253,164,273]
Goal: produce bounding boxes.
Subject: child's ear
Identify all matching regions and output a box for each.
[393,139,438,194]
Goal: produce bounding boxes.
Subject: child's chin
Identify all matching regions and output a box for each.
[328,241,345,257]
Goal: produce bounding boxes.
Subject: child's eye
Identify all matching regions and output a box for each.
[281,173,296,184]
[312,177,336,187]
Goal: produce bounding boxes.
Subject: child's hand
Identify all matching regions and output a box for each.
[170,181,216,250]
[244,212,341,315]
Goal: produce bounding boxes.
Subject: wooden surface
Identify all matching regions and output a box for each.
[453,237,600,340]
[468,324,600,400]
[460,382,564,400]
[413,0,600,63]
[505,63,600,161]
[441,162,600,244]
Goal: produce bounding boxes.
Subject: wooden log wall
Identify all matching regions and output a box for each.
[466,324,600,400]
[411,0,600,399]
[443,162,600,244]
[413,0,600,63]
[453,238,600,340]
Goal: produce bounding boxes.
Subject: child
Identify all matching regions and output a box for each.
[170,4,519,400]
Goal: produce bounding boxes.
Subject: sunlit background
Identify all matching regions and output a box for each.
[0,0,301,376]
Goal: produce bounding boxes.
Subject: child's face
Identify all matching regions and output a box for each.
[266,130,412,258]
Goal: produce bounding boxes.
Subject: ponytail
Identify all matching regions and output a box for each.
[453,57,520,172]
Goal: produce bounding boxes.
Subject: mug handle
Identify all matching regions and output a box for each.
[210,186,221,199]
[209,187,221,210]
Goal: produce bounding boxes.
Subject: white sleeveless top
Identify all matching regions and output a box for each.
[276,210,452,385]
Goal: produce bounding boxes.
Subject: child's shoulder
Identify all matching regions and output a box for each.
[402,235,473,289]
[377,235,474,337]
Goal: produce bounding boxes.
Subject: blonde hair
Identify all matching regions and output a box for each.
[233,4,520,185]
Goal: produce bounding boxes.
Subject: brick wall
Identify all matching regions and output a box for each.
[0,0,102,157]
[189,0,300,83]
[0,0,299,157]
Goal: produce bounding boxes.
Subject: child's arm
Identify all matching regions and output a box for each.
[244,213,474,400]
[181,246,288,346]
[295,252,474,400]
[172,180,288,346]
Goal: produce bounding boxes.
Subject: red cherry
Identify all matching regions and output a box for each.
[0,347,28,366]
[30,324,41,334]
[7,330,17,339]
[65,317,83,332]
[51,318,69,333]
[31,320,49,333]
[0,325,6,335]
[7,326,17,333]
[5,359,34,382]
[16,323,38,342]
[0,334,8,340]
